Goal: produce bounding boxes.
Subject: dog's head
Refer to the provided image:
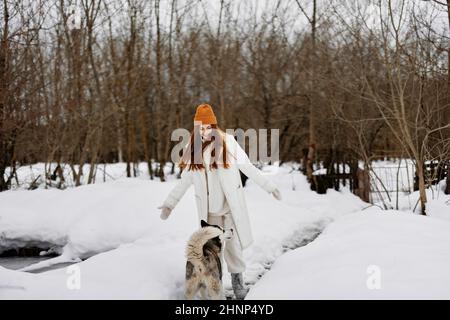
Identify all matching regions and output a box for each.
[201,219,233,242]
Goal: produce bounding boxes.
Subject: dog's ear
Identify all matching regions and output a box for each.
[200,220,209,228]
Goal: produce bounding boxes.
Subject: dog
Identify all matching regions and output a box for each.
[184,219,233,300]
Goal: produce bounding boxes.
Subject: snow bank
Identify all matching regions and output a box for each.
[0,178,179,260]
[247,208,450,300]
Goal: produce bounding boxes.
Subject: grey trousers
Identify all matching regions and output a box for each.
[207,212,246,274]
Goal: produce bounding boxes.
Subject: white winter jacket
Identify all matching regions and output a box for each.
[163,133,277,249]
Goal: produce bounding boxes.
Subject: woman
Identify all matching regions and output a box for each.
[159,104,281,299]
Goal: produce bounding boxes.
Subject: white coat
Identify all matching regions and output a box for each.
[162,133,277,249]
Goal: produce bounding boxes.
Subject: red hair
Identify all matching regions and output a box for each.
[179,124,230,171]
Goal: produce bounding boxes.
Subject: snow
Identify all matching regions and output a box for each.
[247,208,450,300]
[0,178,165,260]
[0,164,367,299]
[391,179,450,220]
[0,162,448,299]
[427,196,450,221]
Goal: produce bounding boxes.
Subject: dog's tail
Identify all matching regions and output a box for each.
[186,226,222,270]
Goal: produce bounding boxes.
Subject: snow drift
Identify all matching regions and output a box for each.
[247,208,450,299]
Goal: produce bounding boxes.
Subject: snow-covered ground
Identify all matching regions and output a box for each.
[245,179,450,300]
[247,208,450,299]
[0,164,367,299]
[0,163,448,299]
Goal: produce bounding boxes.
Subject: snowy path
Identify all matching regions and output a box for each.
[228,219,327,299]
[247,220,326,286]
[0,166,368,299]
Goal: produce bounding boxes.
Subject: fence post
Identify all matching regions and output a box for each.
[355,167,370,202]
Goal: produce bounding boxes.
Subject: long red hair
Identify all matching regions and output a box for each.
[179,124,230,171]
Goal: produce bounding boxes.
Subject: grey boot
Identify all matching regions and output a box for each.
[231,273,249,300]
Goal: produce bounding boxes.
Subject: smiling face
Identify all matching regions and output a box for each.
[199,124,213,141]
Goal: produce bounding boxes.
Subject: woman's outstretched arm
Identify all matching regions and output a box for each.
[161,168,193,211]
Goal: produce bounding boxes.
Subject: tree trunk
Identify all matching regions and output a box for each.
[447,0,450,88]
[416,162,427,215]
[0,0,9,191]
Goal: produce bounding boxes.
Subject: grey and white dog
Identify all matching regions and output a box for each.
[184,220,233,300]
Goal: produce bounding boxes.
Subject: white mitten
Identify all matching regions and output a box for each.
[271,188,282,201]
[158,205,172,220]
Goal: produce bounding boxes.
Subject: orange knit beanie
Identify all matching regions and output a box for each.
[194,104,217,125]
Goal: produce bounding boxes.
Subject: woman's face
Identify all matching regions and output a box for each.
[200,124,213,141]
